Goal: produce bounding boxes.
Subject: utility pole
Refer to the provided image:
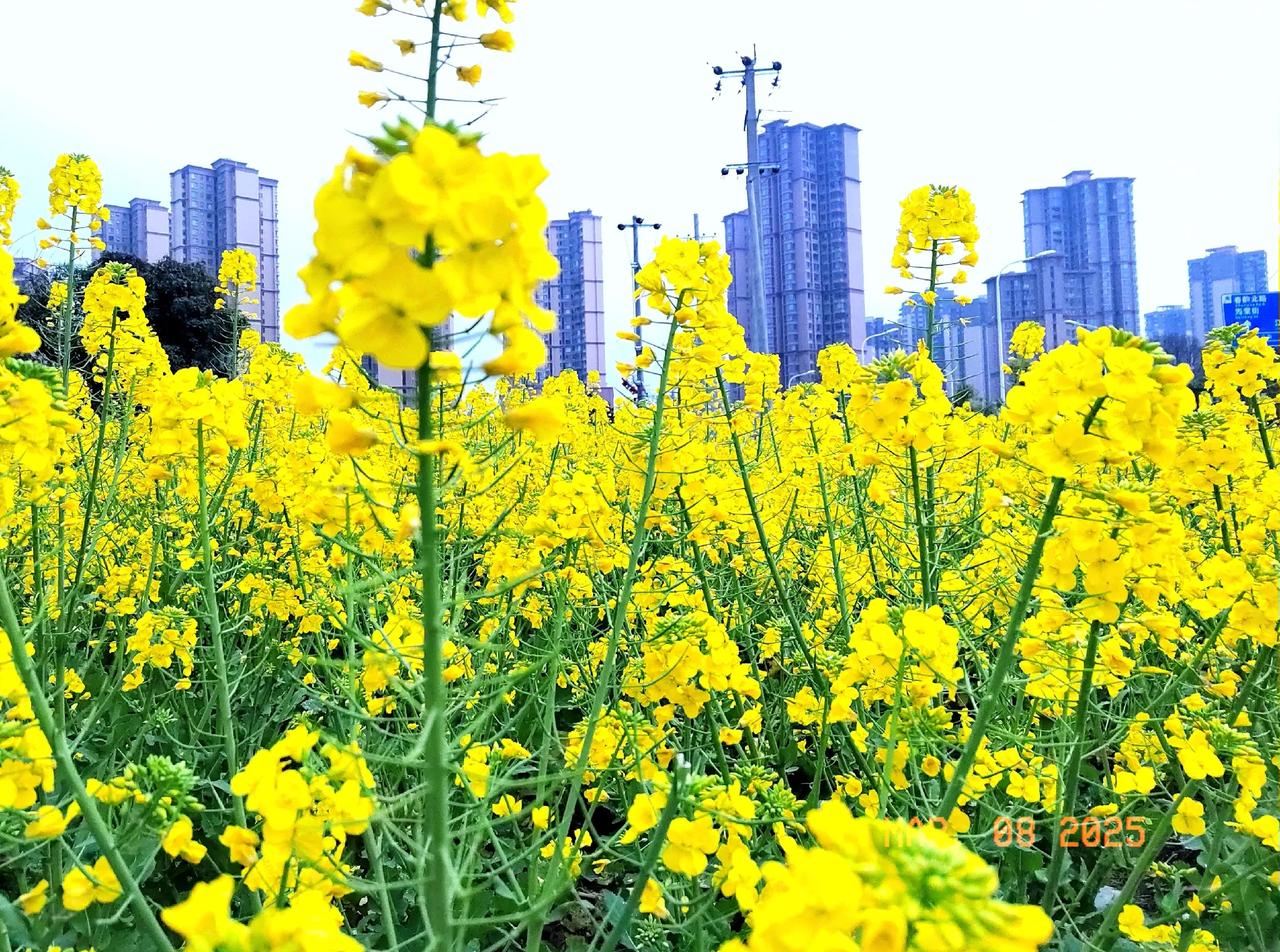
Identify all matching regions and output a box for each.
[714,51,781,355]
[618,215,661,403]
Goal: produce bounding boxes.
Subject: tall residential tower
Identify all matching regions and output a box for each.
[1023,170,1139,333]
[1188,245,1269,341]
[535,210,607,392]
[170,158,280,341]
[724,120,865,383]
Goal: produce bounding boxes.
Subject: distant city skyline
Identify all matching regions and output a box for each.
[1023,170,1140,334]
[2,1,1276,383]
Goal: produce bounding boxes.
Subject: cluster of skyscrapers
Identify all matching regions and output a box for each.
[521,120,867,398]
[864,172,1270,404]
[97,158,280,341]
[32,131,1264,410]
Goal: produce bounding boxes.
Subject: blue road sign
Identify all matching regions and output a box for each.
[1223,291,1279,346]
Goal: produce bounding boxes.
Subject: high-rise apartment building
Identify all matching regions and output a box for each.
[99,198,170,263]
[1023,170,1139,333]
[1144,304,1191,340]
[1187,246,1268,341]
[723,120,865,383]
[534,210,606,392]
[170,159,280,341]
[983,250,1081,352]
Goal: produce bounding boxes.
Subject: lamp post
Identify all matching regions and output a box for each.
[618,215,661,402]
[786,369,818,388]
[862,322,907,356]
[993,249,1058,401]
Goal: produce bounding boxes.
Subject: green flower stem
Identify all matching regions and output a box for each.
[590,769,682,952]
[415,355,453,949]
[937,396,1104,818]
[1040,619,1101,912]
[527,299,688,952]
[195,423,257,886]
[936,475,1065,818]
[225,292,237,378]
[1094,644,1272,949]
[70,307,119,596]
[908,445,934,605]
[412,3,450,919]
[365,824,402,950]
[1092,782,1200,950]
[59,209,79,389]
[714,372,825,692]
[1247,395,1275,469]
[876,645,910,817]
[808,428,853,642]
[0,572,175,952]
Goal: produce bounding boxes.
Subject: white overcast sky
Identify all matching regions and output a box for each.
[2,0,1277,378]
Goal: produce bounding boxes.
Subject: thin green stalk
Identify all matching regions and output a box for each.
[714,371,825,691]
[0,573,175,952]
[415,354,453,949]
[1040,619,1101,912]
[1093,646,1273,949]
[196,424,256,868]
[365,825,402,950]
[936,396,1104,817]
[536,307,684,921]
[876,648,910,817]
[590,771,682,952]
[70,306,120,594]
[936,475,1065,817]
[59,209,79,389]
[407,9,451,944]
[907,445,933,605]
[1247,395,1275,468]
[809,429,853,642]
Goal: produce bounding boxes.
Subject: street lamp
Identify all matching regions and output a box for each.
[860,322,908,361]
[787,369,818,388]
[993,250,1058,400]
[618,216,661,402]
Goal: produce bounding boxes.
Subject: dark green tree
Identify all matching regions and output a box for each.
[15,252,234,378]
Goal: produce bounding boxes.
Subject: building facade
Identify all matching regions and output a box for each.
[723,120,865,383]
[170,159,280,341]
[896,290,999,405]
[360,357,417,403]
[534,210,607,392]
[1144,304,1191,340]
[1187,245,1268,342]
[12,257,45,290]
[100,198,170,263]
[1023,170,1139,333]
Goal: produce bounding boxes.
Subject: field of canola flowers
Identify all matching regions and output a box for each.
[2,2,1278,951]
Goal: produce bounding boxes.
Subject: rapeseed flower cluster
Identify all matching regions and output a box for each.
[284,124,557,372]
